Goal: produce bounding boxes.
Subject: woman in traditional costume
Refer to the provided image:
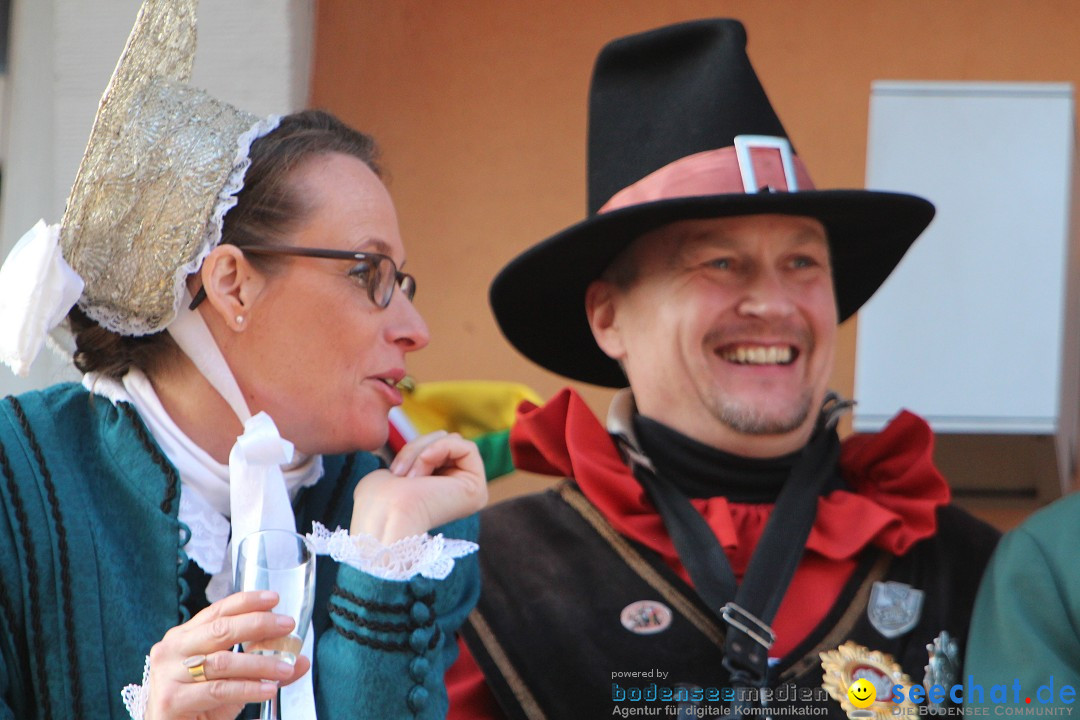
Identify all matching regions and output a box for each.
[0,1,485,718]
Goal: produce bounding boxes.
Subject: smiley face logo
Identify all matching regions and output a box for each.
[847,678,877,708]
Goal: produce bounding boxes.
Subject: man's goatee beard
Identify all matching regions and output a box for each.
[717,391,814,436]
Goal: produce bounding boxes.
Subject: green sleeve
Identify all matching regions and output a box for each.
[966,508,1080,707]
[314,514,480,718]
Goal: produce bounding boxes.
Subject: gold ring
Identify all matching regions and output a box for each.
[183,654,208,682]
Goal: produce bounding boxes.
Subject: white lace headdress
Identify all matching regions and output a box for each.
[0,0,279,372]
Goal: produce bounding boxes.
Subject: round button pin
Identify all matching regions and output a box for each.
[620,600,673,635]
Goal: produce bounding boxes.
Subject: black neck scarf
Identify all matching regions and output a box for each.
[632,414,846,502]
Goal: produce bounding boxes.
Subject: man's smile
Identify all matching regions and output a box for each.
[718,344,797,365]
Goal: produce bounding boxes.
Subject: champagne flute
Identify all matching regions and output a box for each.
[235,529,316,720]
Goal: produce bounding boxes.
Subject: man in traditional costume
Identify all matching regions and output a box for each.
[447,18,999,719]
[0,1,483,717]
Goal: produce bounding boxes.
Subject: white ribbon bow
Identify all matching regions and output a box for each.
[169,295,316,720]
[0,221,84,376]
[229,412,297,567]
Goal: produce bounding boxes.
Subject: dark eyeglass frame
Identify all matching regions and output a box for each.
[188,244,416,311]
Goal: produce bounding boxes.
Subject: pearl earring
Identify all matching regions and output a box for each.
[235,315,244,325]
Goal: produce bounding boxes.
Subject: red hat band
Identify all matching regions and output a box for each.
[600,135,815,213]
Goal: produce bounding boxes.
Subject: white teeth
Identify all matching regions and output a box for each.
[721,345,794,365]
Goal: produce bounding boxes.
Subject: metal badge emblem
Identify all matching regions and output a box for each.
[867,581,924,639]
[820,641,916,720]
[620,600,673,635]
[924,631,960,710]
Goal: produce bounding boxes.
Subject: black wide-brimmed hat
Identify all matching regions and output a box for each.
[490,18,934,388]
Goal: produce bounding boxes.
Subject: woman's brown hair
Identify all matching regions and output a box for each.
[69,109,382,380]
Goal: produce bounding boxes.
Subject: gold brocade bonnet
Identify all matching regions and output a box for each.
[59,0,277,336]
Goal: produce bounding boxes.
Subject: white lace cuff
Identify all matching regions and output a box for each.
[307,522,478,581]
[121,655,150,720]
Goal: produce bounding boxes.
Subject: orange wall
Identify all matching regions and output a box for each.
[310,1,1080,420]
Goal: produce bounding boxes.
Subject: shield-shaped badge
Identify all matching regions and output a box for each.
[867,581,924,639]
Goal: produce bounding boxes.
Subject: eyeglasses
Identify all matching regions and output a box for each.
[188,244,416,311]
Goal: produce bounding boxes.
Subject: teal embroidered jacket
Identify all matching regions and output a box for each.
[0,383,479,719]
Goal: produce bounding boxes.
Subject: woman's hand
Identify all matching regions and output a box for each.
[350,431,488,544]
[144,591,311,720]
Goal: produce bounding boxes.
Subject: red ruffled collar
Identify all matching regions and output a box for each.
[510,388,949,573]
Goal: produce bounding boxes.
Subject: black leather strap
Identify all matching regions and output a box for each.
[625,400,843,715]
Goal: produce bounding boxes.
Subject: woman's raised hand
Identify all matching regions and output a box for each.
[350,431,488,544]
[144,591,310,720]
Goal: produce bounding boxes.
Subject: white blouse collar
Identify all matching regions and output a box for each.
[82,369,323,576]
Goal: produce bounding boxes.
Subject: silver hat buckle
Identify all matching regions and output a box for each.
[733,135,799,193]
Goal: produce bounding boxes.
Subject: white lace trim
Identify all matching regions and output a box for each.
[121,655,150,720]
[167,114,282,331]
[307,522,478,581]
[178,489,230,574]
[82,372,127,403]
